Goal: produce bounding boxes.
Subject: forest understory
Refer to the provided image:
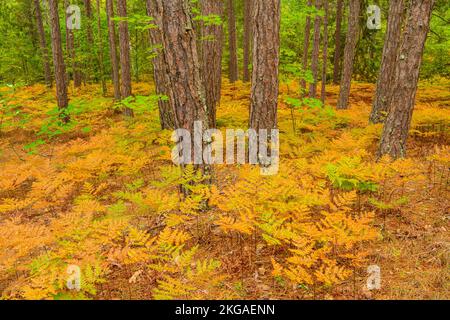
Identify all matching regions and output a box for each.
[0,78,448,300]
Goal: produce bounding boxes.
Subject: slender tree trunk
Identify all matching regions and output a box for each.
[153,0,209,172]
[106,0,121,100]
[48,0,69,118]
[249,0,280,131]
[321,0,329,103]
[116,0,133,117]
[227,0,238,83]
[96,0,107,95]
[146,0,175,130]
[243,0,252,82]
[332,0,343,84]
[370,0,404,124]
[309,0,322,98]
[201,0,224,128]
[64,0,82,88]
[301,0,312,94]
[379,0,434,159]
[336,0,360,110]
[33,0,52,87]
[84,0,95,83]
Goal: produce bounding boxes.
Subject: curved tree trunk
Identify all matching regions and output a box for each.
[332,0,343,84]
[201,0,224,128]
[48,0,68,118]
[106,0,121,101]
[370,0,404,124]
[336,0,360,110]
[379,0,435,159]
[227,0,238,83]
[33,0,52,87]
[249,0,280,131]
[309,0,322,98]
[146,0,175,130]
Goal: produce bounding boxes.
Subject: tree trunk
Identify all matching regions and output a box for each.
[301,0,312,94]
[321,0,329,103]
[332,0,343,84]
[48,0,69,117]
[379,0,434,159]
[146,0,175,130]
[106,0,121,100]
[153,0,209,173]
[84,0,95,83]
[64,0,82,88]
[370,0,404,124]
[309,0,321,98]
[96,0,107,95]
[116,0,133,117]
[249,0,280,131]
[243,0,252,82]
[33,0,52,87]
[201,0,224,128]
[336,0,360,110]
[227,0,238,83]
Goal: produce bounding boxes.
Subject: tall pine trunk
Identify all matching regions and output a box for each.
[336,0,360,110]
[309,0,321,98]
[227,0,238,83]
[146,0,175,130]
[332,0,343,84]
[249,0,280,131]
[64,0,82,88]
[379,0,435,159]
[106,0,121,100]
[48,0,69,118]
[116,0,133,117]
[201,0,224,128]
[152,0,208,132]
[33,0,52,87]
[243,0,252,82]
[370,0,404,124]
[84,0,95,83]
[321,0,329,103]
[301,0,312,94]
[96,0,107,95]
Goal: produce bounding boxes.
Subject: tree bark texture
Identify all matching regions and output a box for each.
[379,0,435,159]
[336,0,360,110]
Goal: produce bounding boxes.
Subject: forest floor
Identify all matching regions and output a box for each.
[0,78,448,300]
